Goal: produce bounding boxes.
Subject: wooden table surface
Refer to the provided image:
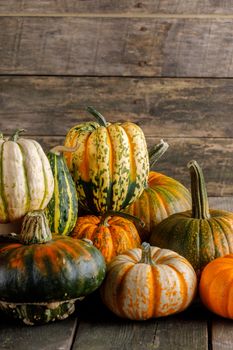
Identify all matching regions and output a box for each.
[0,197,233,350]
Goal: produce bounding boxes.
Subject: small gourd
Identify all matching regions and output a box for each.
[101,242,197,320]
[0,130,54,223]
[71,212,141,264]
[46,144,78,235]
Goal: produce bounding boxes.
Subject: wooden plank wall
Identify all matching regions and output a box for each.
[0,1,232,196]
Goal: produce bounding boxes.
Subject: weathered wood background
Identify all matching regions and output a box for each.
[0,1,232,196]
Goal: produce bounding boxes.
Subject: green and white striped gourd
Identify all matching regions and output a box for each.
[46,145,78,235]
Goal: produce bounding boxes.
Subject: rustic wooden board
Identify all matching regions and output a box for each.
[209,197,233,211]
[1,76,233,138]
[11,135,231,197]
[72,294,208,350]
[1,1,233,15]
[212,318,233,350]
[1,17,233,77]
[0,313,78,350]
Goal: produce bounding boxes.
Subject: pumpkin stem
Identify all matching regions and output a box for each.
[86,106,108,127]
[82,238,93,245]
[187,160,210,219]
[49,142,79,156]
[100,210,145,227]
[20,210,52,245]
[139,242,153,264]
[149,139,169,168]
[11,129,26,142]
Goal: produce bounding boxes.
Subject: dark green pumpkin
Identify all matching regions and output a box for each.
[46,145,78,235]
[150,160,233,275]
[0,210,106,325]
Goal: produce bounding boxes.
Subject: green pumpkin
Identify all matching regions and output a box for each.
[0,210,106,325]
[150,160,233,275]
[46,145,78,235]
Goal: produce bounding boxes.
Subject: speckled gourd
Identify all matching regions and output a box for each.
[101,242,197,320]
[64,107,149,214]
[0,130,54,223]
[72,212,141,264]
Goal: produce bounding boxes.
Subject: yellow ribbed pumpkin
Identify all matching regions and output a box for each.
[64,107,149,214]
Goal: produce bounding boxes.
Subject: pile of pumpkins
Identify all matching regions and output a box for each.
[0,107,233,325]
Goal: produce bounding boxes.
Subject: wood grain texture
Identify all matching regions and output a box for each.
[209,197,233,211]
[0,313,78,350]
[212,318,233,350]
[10,135,230,197]
[72,294,208,350]
[1,76,233,138]
[1,0,233,15]
[1,17,233,77]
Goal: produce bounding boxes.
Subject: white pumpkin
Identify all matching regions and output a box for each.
[0,130,54,223]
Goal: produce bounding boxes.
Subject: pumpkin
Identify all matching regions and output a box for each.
[125,140,191,241]
[199,255,233,319]
[64,106,149,214]
[150,160,233,274]
[46,145,78,235]
[71,213,141,264]
[101,242,197,320]
[0,130,54,223]
[0,210,106,325]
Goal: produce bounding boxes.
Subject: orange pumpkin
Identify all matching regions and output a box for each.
[101,242,197,320]
[71,214,141,264]
[199,255,233,319]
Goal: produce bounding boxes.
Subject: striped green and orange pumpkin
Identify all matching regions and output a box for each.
[150,160,233,274]
[0,210,106,325]
[64,107,149,214]
[72,213,141,264]
[46,145,78,235]
[0,130,54,223]
[125,140,191,240]
[101,242,197,320]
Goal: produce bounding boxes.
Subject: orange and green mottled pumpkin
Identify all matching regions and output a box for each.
[199,255,233,319]
[71,213,141,264]
[125,140,191,240]
[64,107,149,214]
[0,210,106,325]
[101,242,197,320]
[150,161,233,274]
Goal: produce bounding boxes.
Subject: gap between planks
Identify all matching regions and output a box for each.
[2,13,233,19]
[3,74,233,80]
[2,135,233,141]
